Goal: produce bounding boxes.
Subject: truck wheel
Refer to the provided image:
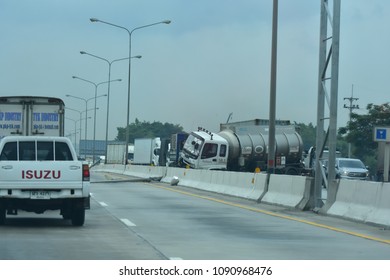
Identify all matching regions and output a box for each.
[71,207,85,226]
[285,167,299,175]
[0,207,6,225]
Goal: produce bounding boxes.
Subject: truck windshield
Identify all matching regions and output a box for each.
[183,134,204,159]
[339,159,365,169]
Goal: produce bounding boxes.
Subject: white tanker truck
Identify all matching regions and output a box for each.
[180,119,306,174]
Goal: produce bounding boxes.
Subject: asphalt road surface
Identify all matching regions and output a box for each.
[1,170,390,260]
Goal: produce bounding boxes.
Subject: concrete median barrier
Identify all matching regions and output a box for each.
[123,165,166,180]
[93,164,165,180]
[260,174,313,210]
[161,167,267,201]
[326,180,390,226]
[92,164,125,174]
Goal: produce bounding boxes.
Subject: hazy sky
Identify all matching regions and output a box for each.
[1,0,389,143]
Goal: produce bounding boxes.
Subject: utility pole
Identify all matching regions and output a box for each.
[315,0,341,210]
[268,0,278,175]
[343,84,359,158]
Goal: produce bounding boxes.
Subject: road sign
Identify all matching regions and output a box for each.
[374,127,390,142]
[374,127,390,182]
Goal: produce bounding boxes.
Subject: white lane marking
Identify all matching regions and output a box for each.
[169,257,183,260]
[121,218,136,227]
[99,202,108,207]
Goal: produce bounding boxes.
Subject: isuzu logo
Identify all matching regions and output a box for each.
[21,170,61,179]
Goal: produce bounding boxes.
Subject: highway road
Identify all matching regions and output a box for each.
[0,170,390,260]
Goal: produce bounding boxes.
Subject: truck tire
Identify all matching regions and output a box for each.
[71,207,85,226]
[285,167,299,175]
[0,207,6,225]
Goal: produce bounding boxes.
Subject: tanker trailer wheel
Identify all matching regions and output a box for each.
[285,167,299,175]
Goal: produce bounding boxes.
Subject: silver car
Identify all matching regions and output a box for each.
[335,158,369,180]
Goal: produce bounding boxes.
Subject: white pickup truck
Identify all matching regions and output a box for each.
[0,136,90,226]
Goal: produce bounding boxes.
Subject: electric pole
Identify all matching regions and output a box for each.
[343,84,359,158]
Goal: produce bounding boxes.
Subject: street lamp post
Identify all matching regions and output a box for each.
[66,106,96,155]
[72,76,121,163]
[66,117,78,151]
[66,93,107,159]
[80,51,141,163]
[90,17,171,164]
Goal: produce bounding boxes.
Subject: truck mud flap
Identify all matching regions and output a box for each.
[84,196,90,209]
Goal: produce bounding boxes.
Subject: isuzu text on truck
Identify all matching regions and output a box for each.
[0,96,90,226]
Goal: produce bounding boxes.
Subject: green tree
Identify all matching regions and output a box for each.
[295,122,316,151]
[296,122,348,156]
[116,118,183,143]
[338,102,390,172]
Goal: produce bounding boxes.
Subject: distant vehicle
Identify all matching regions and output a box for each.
[133,138,161,166]
[304,146,341,171]
[105,143,135,164]
[324,158,369,180]
[127,144,134,162]
[0,136,90,226]
[106,142,125,164]
[167,132,188,166]
[0,96,65,138]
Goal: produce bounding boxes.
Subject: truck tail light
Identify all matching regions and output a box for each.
[82,164,90,181]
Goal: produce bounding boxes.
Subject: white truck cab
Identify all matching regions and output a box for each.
[181,129,228,170]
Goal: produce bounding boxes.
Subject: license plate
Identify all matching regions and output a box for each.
[31,191,51,199]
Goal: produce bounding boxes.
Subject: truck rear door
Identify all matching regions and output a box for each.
[30,103,63,136]
[0,103,24,137]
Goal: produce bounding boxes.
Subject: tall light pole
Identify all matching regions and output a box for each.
[72,76,121,162]
[79,51,142,163]
[66,117,78,151]
[268,0,278,175]
[66,93,107,159]
[90,17,171,164]
[66,106,96,155]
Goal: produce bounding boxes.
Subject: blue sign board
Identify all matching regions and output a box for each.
[374,127,390,142]
[376,129,387,140]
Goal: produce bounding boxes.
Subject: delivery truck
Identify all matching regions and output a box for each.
[133,137,161,166]
[0,96,65,138]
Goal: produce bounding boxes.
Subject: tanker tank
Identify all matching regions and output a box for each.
[217,127,304,174]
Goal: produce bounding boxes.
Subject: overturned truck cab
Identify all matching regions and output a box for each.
[181,120,305,174]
